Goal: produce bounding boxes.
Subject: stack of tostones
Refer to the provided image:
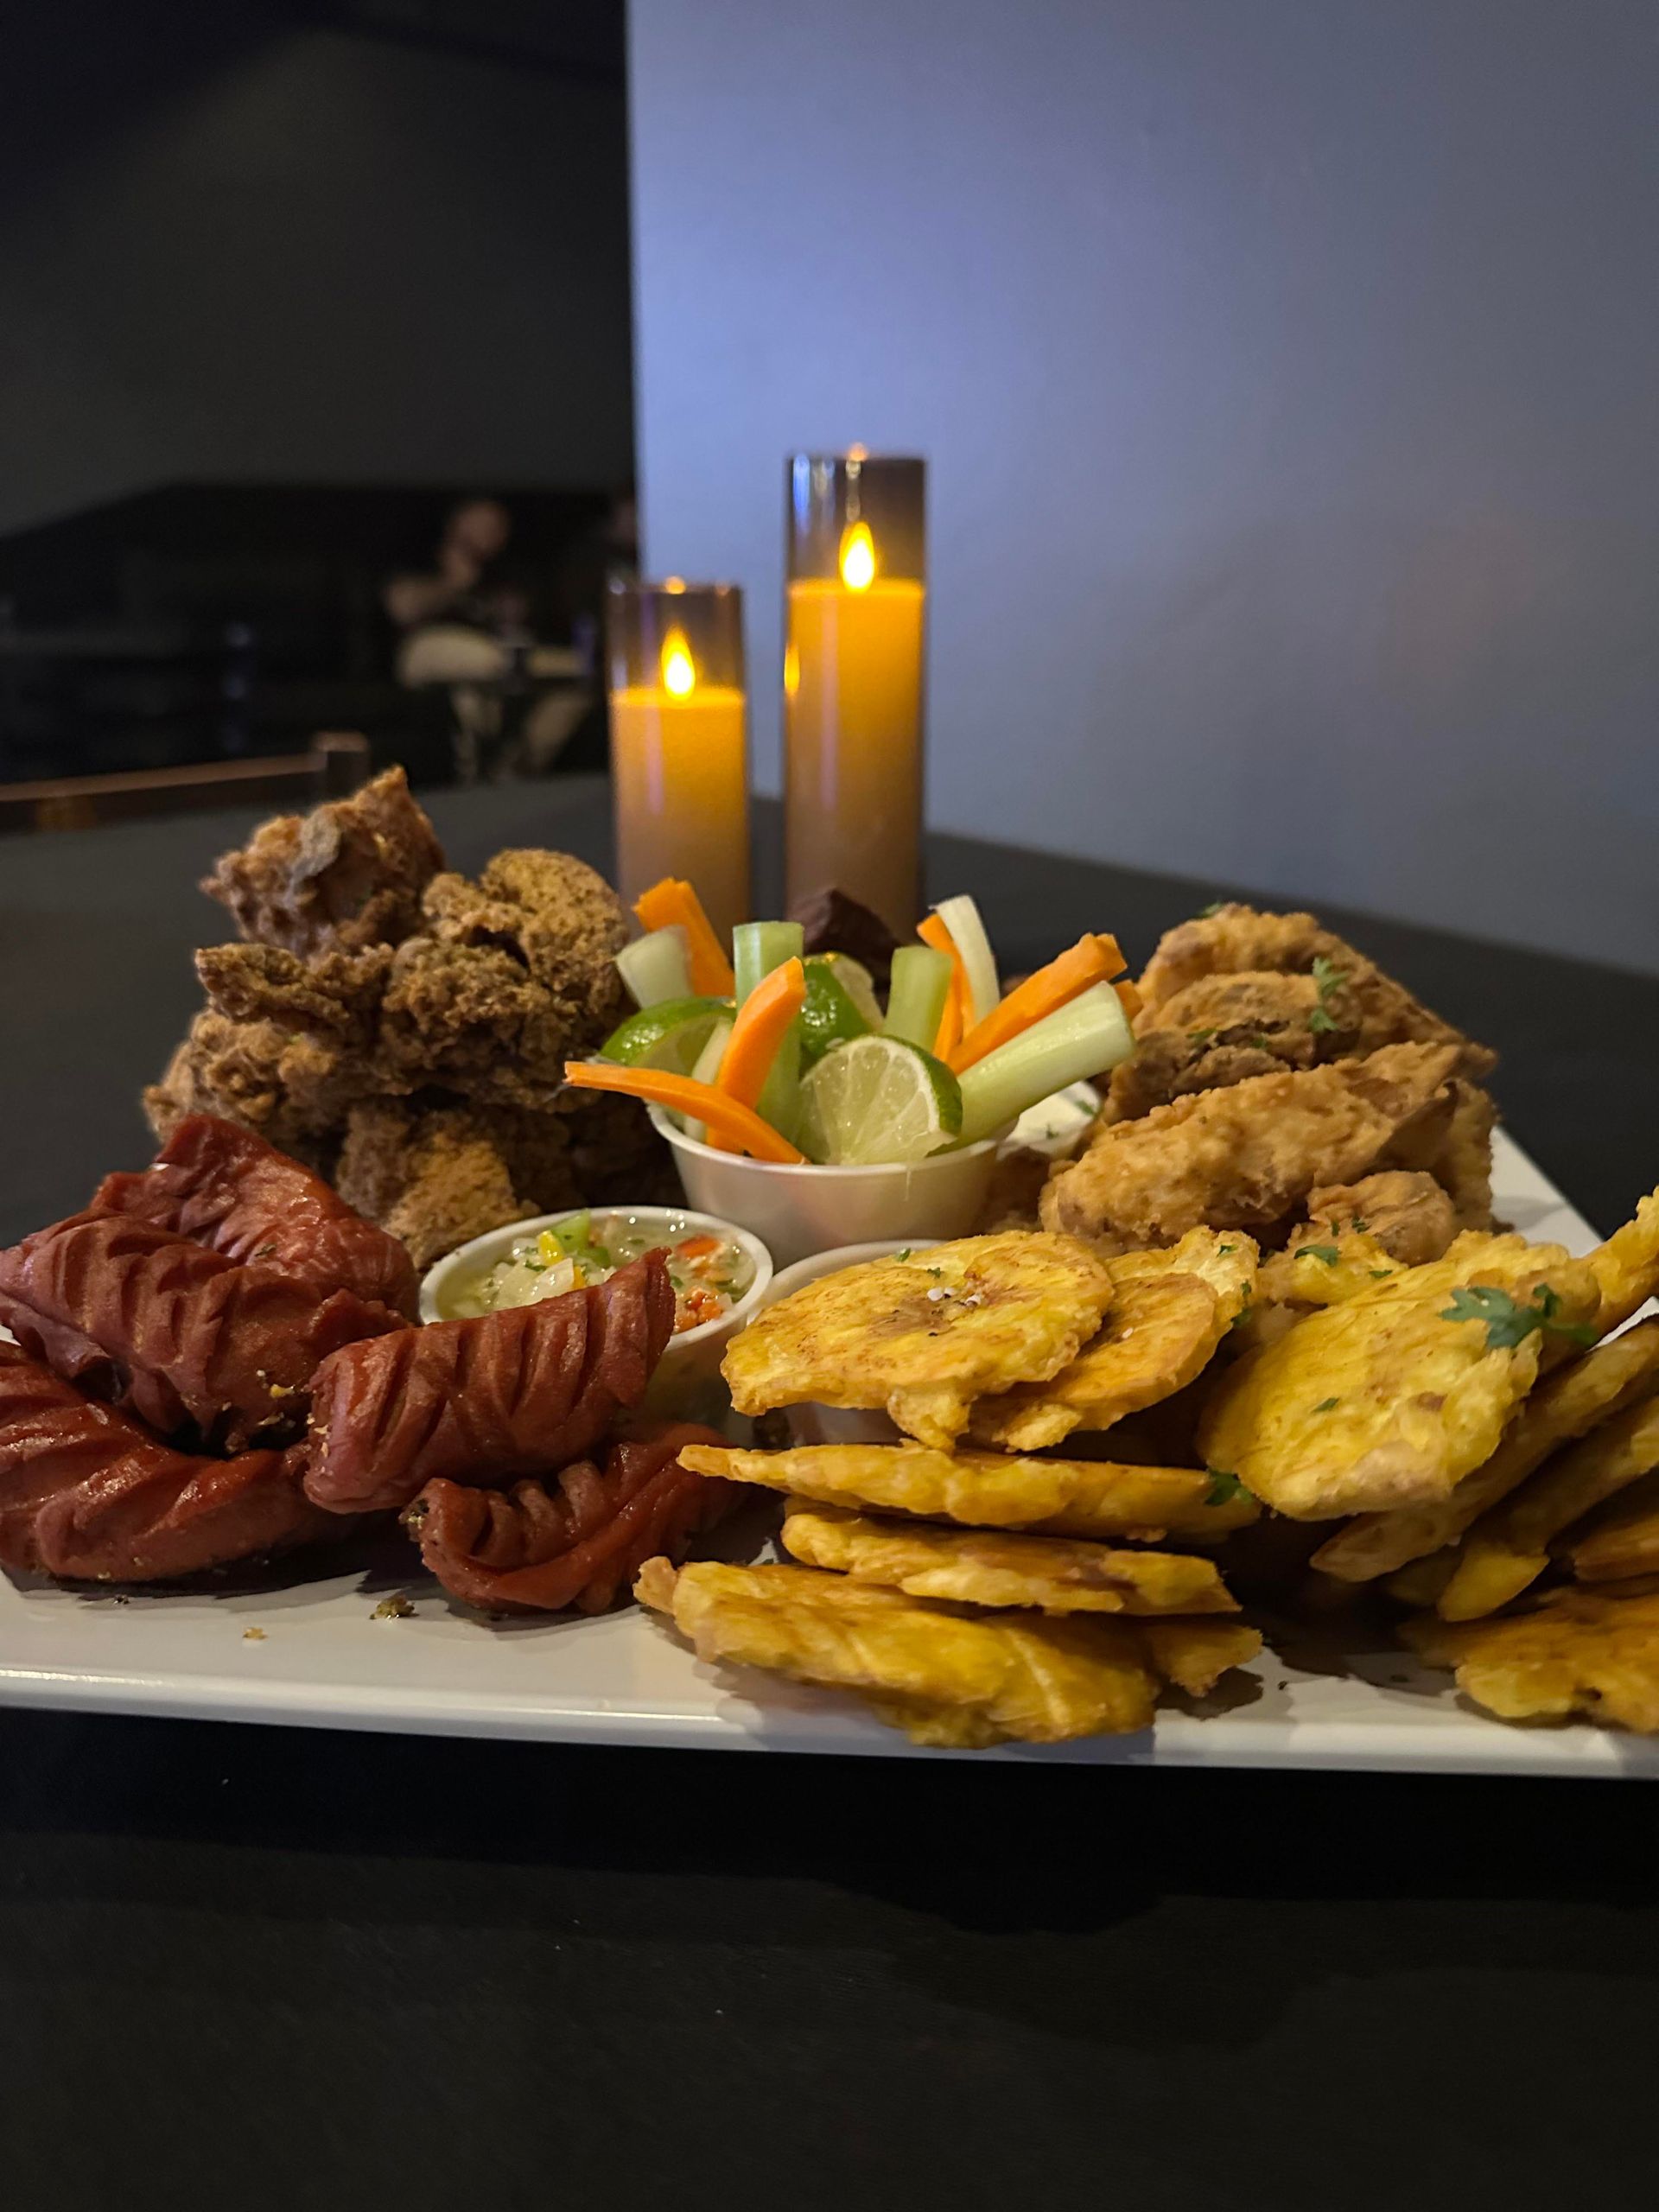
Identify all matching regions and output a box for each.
[1194,1187,1659,1732]
[634,1230,1264,1747]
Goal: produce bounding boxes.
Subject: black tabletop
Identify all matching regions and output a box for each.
[2,780,1656,2211]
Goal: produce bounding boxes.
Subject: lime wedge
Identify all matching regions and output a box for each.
[798,957,877,1067]
[600,995,731,1074]
[798,1036,963,1165]
[819,952,883,1031]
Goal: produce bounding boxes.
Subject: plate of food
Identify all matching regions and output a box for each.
[2,773,1656,1774]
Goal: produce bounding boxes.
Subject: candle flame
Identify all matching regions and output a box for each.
[839,520,876,592]
[661,628,696,696]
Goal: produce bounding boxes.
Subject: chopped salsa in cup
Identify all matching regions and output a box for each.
[459,1210,754,1335]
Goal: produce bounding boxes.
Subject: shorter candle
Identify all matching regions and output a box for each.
[607,581,749,943]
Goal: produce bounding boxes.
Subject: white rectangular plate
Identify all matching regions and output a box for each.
[2,1130,1654,1776]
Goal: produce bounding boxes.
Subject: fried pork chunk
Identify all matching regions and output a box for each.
[202,765,444,955]
[1043,1044,1463,1251]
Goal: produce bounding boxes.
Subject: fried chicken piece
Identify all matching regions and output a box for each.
[721,1234,1115,1451]
[376,939,552,1096]
[1108,970,1365,1120]
[1042,1043,1463,1250]
[202,765,443,956]
[678,1441,1260,1540]
[195,942,391,1049]
[1305,1170,1459,1266]
[779,1501,1240,1615]
[1402,1585,1659,1732]
[405,1421,733,1615]
[1136,905,1496,1077]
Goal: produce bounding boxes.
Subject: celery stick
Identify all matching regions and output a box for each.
[931,896,1001,1026]
[957,984,1134,1144]
[616,925,692,1009]
[885,944,953,1049]
[757,1028,801,1147]
[680,1015,733,1141]
[733,920,804,1005]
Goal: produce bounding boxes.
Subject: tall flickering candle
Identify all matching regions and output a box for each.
[607,578,750,940]
[783,452,926,936]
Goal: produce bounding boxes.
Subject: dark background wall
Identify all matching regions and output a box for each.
[0,0,633,539]
[631,0,1659,973]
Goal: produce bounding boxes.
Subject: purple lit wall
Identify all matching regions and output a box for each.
[630,0,1659,969]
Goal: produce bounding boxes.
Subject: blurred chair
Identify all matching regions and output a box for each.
[0,732,371,835]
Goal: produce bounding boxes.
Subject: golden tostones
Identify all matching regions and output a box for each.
[968,1229,1255,1451]
[1586,1187,1659,1336]
[721,1232,1114,1450]
[1436,1387,1659,1620]
[1403,1585,1659,1733]
[1569,1476,1659,1583]
[1198,1235,1601,1520]
[779,1501,1240,1615]
[636,1557,1164,1743]
[678,1440,1260,1540]
[1314,1318,1659,1580]
[1139,1617,1265,1697]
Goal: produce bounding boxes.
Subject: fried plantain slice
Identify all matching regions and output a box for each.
[779,1501,1240,1615]
[1403,1584,1659,1732]
[968,1230,1256,1451]
[678,1441,1260,1540]
[1586,1188,1659,1336]
[1570,1473,1659,1584]
[721,1232,1114,1451]
[636,1557,1163,1742]
[1139,1617,1265,1696]
[1313,1319,1659,1580]
[1200,1235,1600,1521]
[1436,1388,1659,1619]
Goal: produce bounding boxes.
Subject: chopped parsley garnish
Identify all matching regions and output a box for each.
[1228,1286,1255,1329]
[1299,1243,1340,1266]
[1306,954,1350,1035]
[1250,1032,1274,1050]
[1349,1217,1370,1233]
[1188,1027,1217,1046]
[1370,1268,1393,1279]
[1195,899,1225,919]
[894,1248,912,1262]
[1440,1283,1596,1354]
[1204,1469,1249,1507]
[1218,1243,1236,1255]
[1313,1396,1340,1413]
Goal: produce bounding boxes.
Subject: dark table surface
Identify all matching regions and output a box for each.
[2,779,1656,2210]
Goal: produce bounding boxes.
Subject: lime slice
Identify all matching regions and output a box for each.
[798,957,877,1067]
[798,1036,963,1165]
[819,952,883,1031]
[600,995,731,1074]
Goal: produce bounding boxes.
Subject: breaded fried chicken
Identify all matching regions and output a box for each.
[1305,1170,1459,1267]
[1108,969,1365,1119]
[1041,1043,1464,1250]
[196,943,391,1047]
[1135,905,1495,1078]
[201,765,443,956]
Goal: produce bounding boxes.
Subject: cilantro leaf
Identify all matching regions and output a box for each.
[1195,899,1225,919]
[1306,1006,1339,1034]
[1204,1469,1249,1507]
[1188,1027,1217,1046]
[893,1248,912,1262]
[1440,1283,1597,1353]
[1298,1243,1340,1266]
[1313,1396,1340,1413]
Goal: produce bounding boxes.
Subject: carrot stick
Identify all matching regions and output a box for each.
[715,957,806,1131]
[632,879,736,998]
[563,1062,805,1163]
[918,914,969,1060]
[1116,978,1144,1021]
[950,934,1127,1074]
